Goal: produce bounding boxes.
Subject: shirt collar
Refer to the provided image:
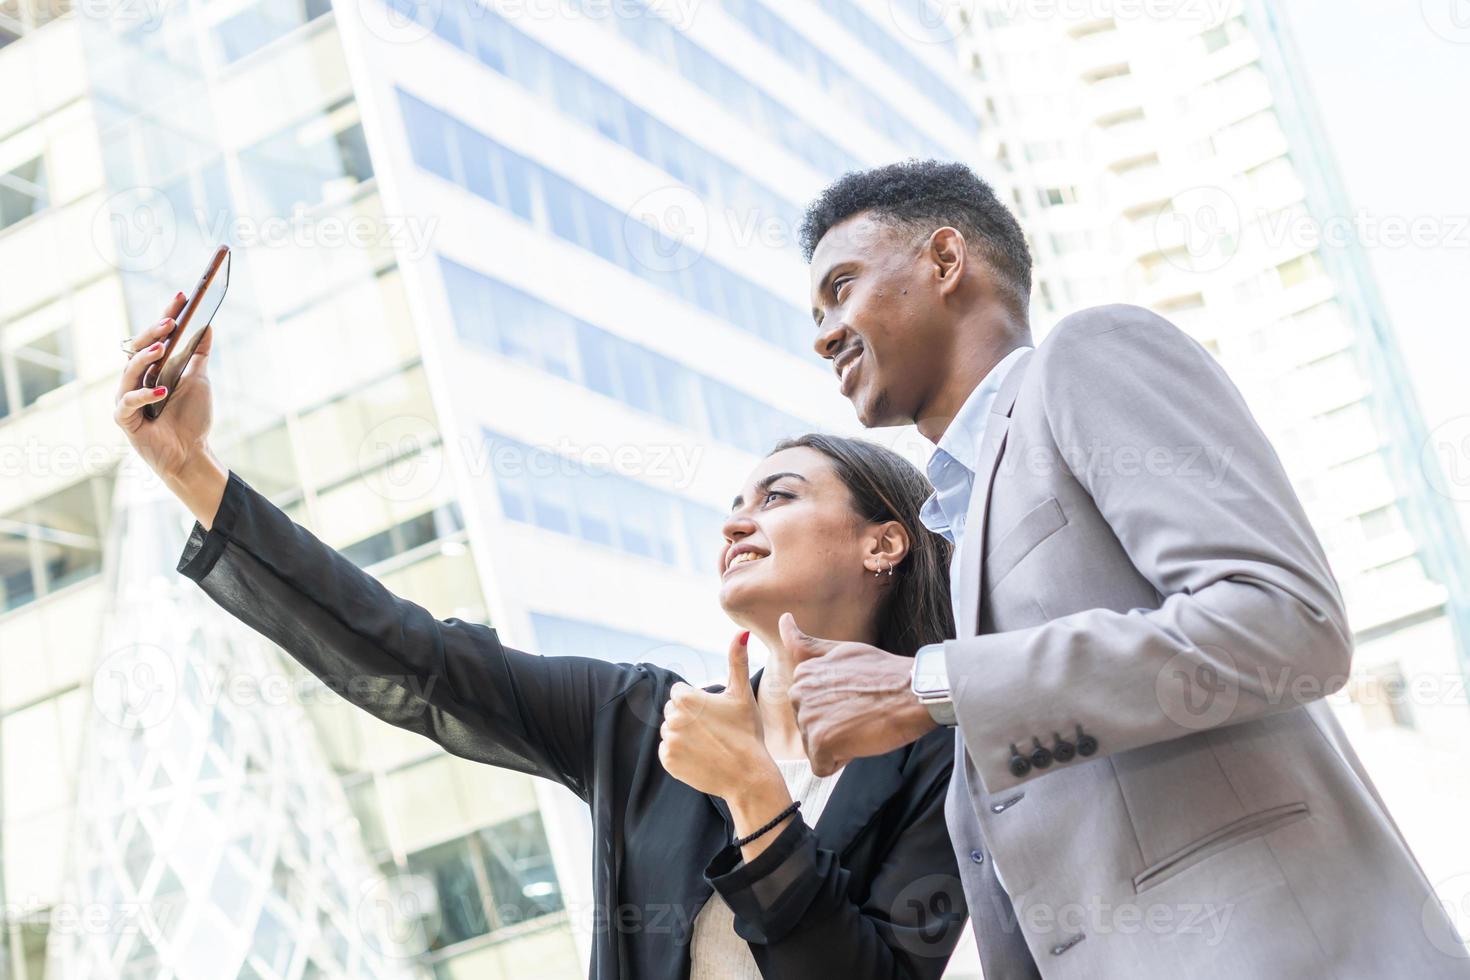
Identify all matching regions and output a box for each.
[927,345,1034,478]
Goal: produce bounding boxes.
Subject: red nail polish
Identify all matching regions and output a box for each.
[175,291,185,302]
[153,386,167,396]
[740,631,750,646]
[149,342,162,351]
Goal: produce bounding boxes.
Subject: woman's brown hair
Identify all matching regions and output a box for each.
[770,434,955,657]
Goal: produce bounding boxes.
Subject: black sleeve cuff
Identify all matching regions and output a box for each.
[176,468,250,582]
[704,816,822,945]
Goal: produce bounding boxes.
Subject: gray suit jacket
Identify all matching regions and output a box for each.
[941,304,1468,978]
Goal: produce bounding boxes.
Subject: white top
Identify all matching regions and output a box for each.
[688,758,844,979]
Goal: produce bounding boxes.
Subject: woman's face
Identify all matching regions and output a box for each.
[717,447,885,630]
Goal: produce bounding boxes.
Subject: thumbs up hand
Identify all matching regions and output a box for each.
[782,613,939,777]
[659,631,778,803]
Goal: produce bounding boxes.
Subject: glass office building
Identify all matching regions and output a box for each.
[0,0,982,975]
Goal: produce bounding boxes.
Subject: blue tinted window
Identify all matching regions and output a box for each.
[443,257,807,455]
[403,91,808,355]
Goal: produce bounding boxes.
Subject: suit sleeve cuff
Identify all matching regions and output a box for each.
[176,468,250,582]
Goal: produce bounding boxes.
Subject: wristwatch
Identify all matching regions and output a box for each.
[911,642,956,726]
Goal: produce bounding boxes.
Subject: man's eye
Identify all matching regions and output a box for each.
[833,277,851,299]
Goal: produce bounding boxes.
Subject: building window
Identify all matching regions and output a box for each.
[2,320,75,418]
[340,501,465,569]
[0,156,47,231]
[403,812,563,949]
[483,429,725,574]
[213,0,332,64]
[240,98,373,218]
[0,476,109,613]
[441,257,807,454]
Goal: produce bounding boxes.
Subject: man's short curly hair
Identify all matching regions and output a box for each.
[799,159,1032,312]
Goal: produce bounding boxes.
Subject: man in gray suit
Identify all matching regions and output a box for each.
[781,160,1468,977]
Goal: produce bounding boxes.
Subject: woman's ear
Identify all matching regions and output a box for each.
[864,520,911,574]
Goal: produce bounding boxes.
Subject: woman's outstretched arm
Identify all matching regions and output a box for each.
[117,295,638,801]
[172,459,636,800]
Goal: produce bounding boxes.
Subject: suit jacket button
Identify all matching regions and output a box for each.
[1007,743,1031,777]
[1029,737,1053,769]
[970,849,984,864]
[1075,724,1098,757]
[1051,731,1076,763]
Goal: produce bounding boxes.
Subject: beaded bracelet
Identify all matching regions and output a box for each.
[733,800,801,848]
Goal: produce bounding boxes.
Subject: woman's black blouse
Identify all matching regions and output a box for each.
[176,469,967,978]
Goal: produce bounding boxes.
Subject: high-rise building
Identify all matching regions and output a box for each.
[961,0,1470,881]
[0,0,985,975]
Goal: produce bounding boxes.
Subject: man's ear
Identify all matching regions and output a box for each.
[865,520,912,574]
[928,227,967,297]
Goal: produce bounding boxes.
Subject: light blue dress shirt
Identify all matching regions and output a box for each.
[917,345,1032,894]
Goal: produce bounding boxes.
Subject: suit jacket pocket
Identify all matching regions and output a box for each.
[1132,801,1310,894]
[986,496,1067,588]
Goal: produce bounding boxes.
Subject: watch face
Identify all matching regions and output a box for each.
[912,645,948,697]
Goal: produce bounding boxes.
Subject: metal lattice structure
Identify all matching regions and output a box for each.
[47,456,419,980]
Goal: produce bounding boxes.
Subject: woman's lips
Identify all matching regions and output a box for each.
[722,554,768,579]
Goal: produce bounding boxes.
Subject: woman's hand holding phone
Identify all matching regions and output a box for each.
[113,291,228,529]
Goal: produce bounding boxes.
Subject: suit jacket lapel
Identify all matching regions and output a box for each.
[955,350,1035,639]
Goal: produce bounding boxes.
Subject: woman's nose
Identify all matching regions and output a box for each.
[721,512,755,543]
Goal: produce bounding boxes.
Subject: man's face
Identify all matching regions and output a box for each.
[809,213,945,428]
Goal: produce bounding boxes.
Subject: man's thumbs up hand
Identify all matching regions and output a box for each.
[785,614,940,777]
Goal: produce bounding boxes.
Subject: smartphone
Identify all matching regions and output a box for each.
[144,243,230,421]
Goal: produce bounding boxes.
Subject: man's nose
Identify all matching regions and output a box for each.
[813,318,847,360]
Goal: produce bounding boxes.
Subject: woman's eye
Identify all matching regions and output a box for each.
[762,490,792,505]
